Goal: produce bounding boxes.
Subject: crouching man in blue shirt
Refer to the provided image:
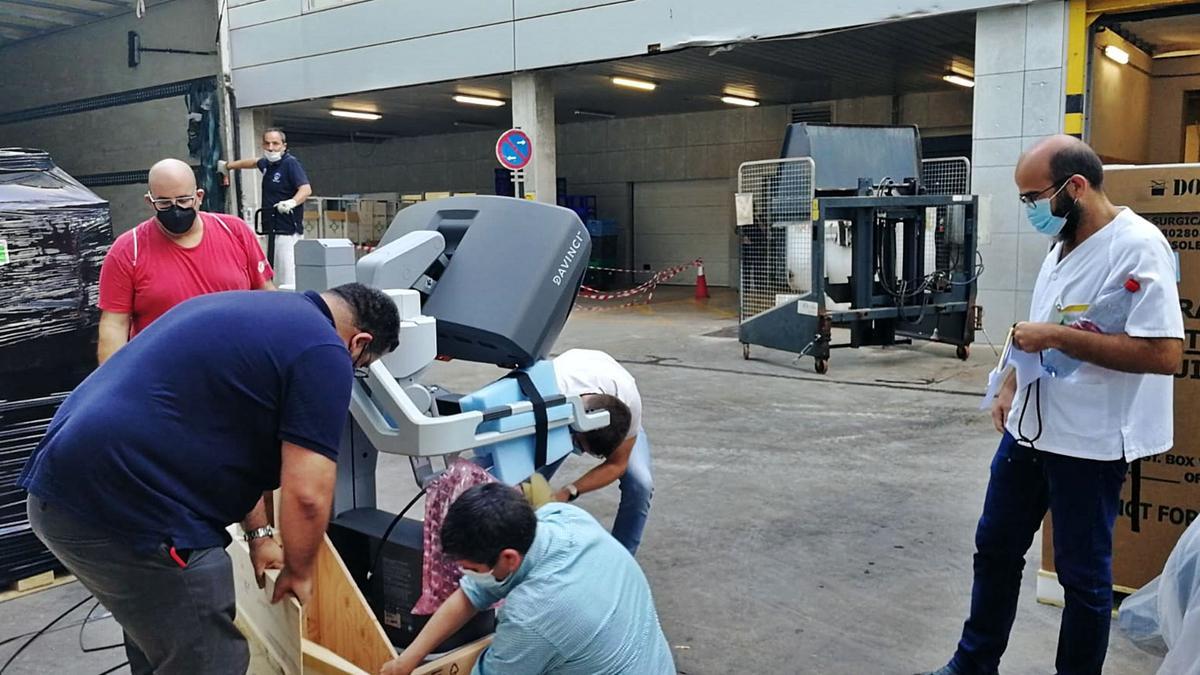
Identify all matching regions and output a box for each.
[19,283,400,675]
[381,483,675,675]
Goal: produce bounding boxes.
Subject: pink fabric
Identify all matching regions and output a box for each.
[412,460,496,615]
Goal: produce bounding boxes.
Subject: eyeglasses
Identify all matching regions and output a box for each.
[147,193,198,211]
[1019,178,1072,207]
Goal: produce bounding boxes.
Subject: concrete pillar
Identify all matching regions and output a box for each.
[511,73,557,204]
[971,1,1068,338]
[236,108,271,222]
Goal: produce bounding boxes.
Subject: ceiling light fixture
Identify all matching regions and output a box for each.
[453,120,493,129]
[611,76,657,91]
[452,94,506,107]
[330,109,382,120]
[720,95,760,107]
[574,109,616,119]
[1104,44,1131,64]
[942,73,975,88]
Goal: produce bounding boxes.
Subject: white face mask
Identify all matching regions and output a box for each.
[264,150,284,163]
[460,567,504,591]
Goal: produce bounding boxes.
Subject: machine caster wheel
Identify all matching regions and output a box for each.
[956,345,970,361]
[742,343,751,360]
[814,358,829,374]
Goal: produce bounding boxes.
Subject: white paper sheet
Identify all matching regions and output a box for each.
[979,328,1047,410]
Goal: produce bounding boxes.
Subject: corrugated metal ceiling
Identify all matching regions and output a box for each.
[0,0,130,49]
[270,12,977,143]
[1116,11,1200,53]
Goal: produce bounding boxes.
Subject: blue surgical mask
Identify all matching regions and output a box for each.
[460,567,506,593]
[1025,182,1070,236]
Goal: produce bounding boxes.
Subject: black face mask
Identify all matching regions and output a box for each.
[156,205,197,234]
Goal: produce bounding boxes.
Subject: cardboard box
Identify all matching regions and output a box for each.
[1040,164,1200,593]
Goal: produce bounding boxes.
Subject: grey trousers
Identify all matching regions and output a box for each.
[27,495,249,675]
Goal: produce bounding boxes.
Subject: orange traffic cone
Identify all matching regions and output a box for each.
[694,259,710,300]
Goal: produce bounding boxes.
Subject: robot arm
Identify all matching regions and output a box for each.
[350,360,609,459]
[309,196,599,487]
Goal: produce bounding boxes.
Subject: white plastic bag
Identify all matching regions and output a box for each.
[1118,519,1200,674]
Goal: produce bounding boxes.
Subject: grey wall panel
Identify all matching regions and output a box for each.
[0,0,219,108]
[513,1,664,72]
[0,99,194,176]
[512,0,1019,72]
[229,0,302,28]
[0,0,218,231]
[230,0,511,69]
[228,0,1020,107]
[232,23,515,107]
[514,0,632,20]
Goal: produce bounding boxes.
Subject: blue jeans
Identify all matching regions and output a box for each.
[950,433,1128,675]
[541,427,654,555]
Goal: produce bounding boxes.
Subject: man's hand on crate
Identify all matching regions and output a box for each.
[249,537,284,589]
[272,567,314,606]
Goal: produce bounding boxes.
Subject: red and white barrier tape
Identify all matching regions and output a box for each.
[584,264,659,274]
[575,258,702,310]
[579,276,659,301]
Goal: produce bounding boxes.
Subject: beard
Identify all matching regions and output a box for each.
[1055,197,1082,244]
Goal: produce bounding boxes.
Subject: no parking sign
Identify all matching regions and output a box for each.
[496,129,532,170]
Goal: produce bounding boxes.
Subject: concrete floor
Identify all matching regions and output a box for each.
[0,288,1164,674]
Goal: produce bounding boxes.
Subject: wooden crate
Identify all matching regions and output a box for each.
[231,530,489,674]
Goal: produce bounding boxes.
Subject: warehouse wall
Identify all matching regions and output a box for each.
[295,131,500,197]
[298,90,972,286]
[1089,30,1152,165]
[559,105,787,286]
[1148,55,1200,165]
[831,90,974,135]
[0,0,220,233]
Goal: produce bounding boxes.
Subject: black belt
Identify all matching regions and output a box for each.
[1130,459,1142,533]
[507,371,549,470]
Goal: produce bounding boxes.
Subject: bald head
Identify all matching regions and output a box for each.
[145,158,203,236]
[1014,135,1117,244]
[148,158,198,198]
[1015,135,1104,195]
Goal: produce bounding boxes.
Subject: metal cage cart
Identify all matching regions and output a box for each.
[736,124,980,373]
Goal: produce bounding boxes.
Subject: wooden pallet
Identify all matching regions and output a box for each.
[0,569,75,603]
[1035,569,1136,615]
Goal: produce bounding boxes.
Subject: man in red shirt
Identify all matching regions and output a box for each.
[98,158,275,364]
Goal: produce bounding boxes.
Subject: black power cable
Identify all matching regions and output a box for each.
[0,611,105,650]
[79,601,122,654]
[366,487,428,582]
[0,594,92,674]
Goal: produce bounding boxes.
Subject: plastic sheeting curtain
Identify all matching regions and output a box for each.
[1118,519,1200,674]
[186,79,224,213]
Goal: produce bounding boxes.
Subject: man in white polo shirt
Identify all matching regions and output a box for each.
[543,348,651,555]
[923,136,1183,675]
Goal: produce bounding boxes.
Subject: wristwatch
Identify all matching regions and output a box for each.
[244,526,275,543]
[566,484,580,502]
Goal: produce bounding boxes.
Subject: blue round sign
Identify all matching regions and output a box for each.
[496,129,533,170]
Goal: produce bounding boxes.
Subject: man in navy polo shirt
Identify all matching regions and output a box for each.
[19,283,399,675]
[221,127,312,287]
